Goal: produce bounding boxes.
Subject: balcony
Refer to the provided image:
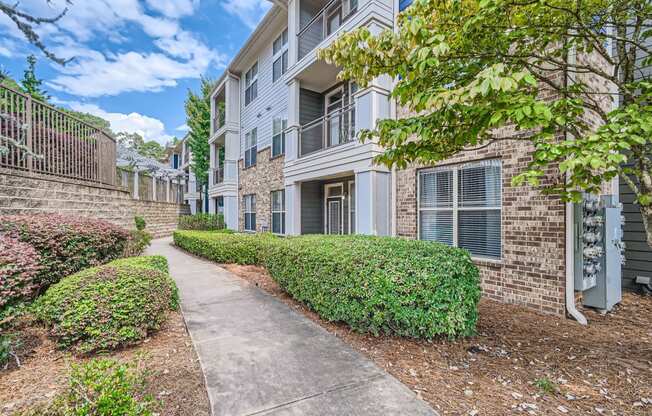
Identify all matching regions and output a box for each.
[213,105,225,133]
[212,166,225,185]
[299,103,356,158]
[298,0,358,61]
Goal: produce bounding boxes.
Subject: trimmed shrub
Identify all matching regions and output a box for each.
[0,234,42,309]
[174,231,481,338]
[21,358,155,415]
[0,215,130,291]
[265,235,481,338]
[34,256,178,353]
[134,216,147,231]
[178,213,226,231]
[124,216,153,257]
[173,230,275,265]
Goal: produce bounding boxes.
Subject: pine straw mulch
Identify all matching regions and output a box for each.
[0,311,210,416]
[223,263,652,416]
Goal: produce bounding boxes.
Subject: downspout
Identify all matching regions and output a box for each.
[564,38,588,325]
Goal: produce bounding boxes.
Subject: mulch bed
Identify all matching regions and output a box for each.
[0,311,210,416]
[224,263,652,416]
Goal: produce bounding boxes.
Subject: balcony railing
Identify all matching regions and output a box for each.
[0,84,116,185]
[298,0,357,60]
[299,103,356,158]
[213,106,225,133]
[212,166,224,185]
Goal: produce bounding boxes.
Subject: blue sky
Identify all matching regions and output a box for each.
[0,0,271,144]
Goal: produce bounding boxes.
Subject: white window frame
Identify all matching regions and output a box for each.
[244,128,257,168]
[244,194,256,232]
[271,115,287,158]
[417,160,502,260]
[245,62,258,106]
[272,29,288,83]
[270,190,286,235]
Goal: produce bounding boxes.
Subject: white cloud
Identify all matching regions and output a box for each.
[67,102,174,145]
[223,0,271,29]
[145,0,199,19]
[176,124,189,132]
[47,47,224,97]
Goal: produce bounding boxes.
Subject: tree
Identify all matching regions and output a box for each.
[117,132,145,150]
[184,77,215,188]
[21,55,49,101]
[0,1,71,65]
[320,0,652,247]
[138,140,166,161]
[116,132,166,161]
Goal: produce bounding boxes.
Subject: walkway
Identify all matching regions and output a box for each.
[147,238,438,416]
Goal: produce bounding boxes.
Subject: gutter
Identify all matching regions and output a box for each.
[564,38,588,325]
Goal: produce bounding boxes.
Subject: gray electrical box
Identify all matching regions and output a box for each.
[574,194,624,312]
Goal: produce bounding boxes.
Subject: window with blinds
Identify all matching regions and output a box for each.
[272,117,286,157]
[418,160,501,259]
[271,190,285,234]
[245,128,257,168]
[244,194,256,231]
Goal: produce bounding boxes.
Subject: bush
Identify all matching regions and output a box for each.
[21,358,155,415]
[0,215,131,292]
[134,216,146,231]
[173,230,275,265]
[178,213,225,231]
[34,256,178,353]
[174,231,481,338]
[0,234,42,309]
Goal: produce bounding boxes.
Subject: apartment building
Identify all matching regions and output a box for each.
[167,135,202,214]
[207,0,620,317]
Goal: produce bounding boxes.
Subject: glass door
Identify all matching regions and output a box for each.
[325,183,344,235]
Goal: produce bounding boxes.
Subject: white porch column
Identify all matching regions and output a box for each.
[288,0,299,67]
[286,79,301,162]
[133,170,139,200]
[355,169,391,236]
[224,195,239,231]
[208,197,216,214]
[166,178,171,202]
[285,182,301,235]
[208,143,215,186]
[152,177,157,201]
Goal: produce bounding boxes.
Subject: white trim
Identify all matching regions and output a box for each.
[348,180,356,234]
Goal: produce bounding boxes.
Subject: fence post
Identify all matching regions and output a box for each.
[166,178,171,202]
[25,94,33,171]
[133,170,140,200]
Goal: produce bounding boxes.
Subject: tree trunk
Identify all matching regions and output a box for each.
[641,204,652,250]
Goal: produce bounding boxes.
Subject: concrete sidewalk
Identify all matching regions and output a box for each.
[148,238,437,416]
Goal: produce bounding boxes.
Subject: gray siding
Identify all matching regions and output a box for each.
[301,181,323,234]
[240,26,289,159]
[299,88,324,155]
[620,179,652,287]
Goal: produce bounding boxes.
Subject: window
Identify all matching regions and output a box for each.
[245,128,257,168]
[418,160,501,259]
[216,196,224,215]
[272,29,288,82]
[271,190,285,234]
[245,62,258,105]
[399,0,413,12]
[271,116,287,157]
[244,194,256,231]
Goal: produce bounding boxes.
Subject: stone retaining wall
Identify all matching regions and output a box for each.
[0,168,190,238]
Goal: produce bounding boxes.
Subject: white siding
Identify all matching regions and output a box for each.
[240,26,289,159]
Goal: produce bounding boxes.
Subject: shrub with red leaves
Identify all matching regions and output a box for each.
[0,234,42,309]
[0,215,130,294]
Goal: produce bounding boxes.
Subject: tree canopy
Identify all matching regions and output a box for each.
[320,0,652,246]
[184,77,215,187]
[116,132,167,162]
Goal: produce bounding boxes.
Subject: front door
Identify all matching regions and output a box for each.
[327,199,342,235]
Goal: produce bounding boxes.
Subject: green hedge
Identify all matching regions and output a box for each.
[173,231,481,338]
[178,213,226,231]
[173,230,275,265]
[34,256,178,353]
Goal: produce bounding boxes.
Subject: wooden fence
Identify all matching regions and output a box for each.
[0,84,116,186]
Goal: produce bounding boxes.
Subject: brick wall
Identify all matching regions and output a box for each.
[238,148,285,232]
[0,168,190,238]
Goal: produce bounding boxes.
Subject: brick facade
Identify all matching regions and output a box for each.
[238,148,285,232]
[0,168,190,238]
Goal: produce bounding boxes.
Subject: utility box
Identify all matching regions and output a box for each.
[574,194,625,312]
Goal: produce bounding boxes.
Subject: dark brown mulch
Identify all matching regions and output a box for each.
[0,312,210,416]
[224,263,652,416]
